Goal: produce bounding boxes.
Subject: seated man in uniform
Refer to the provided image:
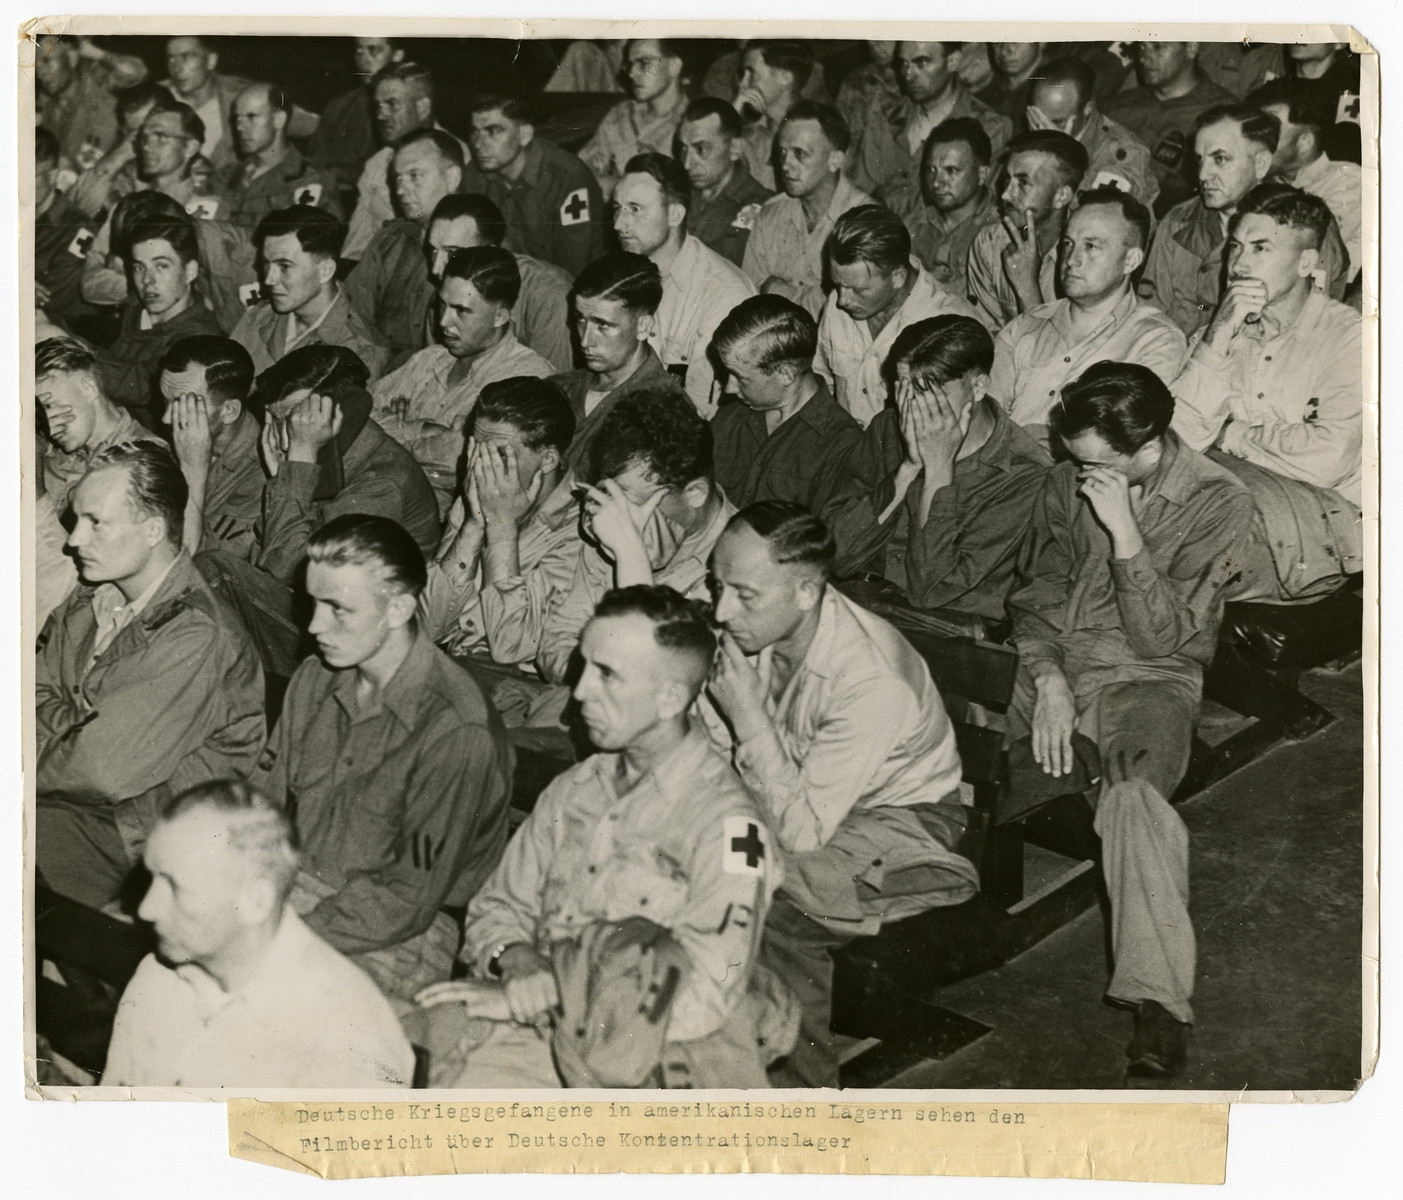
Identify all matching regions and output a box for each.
[848,41,1011,201]
[1027,58,1160,210]
[741,101,874,319]
[422,193,574,373]
[462,93,605,277]
[253,515,513,1004]
[370,246,553,512]
[196,344,440,678]
[614,152,756,417]
[1171,184,1362,601]
[34,32,148,175]
[103,780,414,1089]
[1103,41,1237,215]
[815,202,980,428]
[158,335,265,559]
[234,206,389,379]
[710,294,863,515]
[420,377,583,676]
[826,314,1051,627]
[308,37,405,210]
[220,82,342,230]
[36,442,265,910]
[881,118,996,306]
[528,389,734,725]
[675,96,775,268]
[990,188,1186,444]
[97,212,224,427]
[552,252,686,479]
[579,39,690,197]
[343,128,466,365]
[37,337,163,510]
[704,501,979,1087]
[1007,362,1255,1080]
[421,586,787,1089]
[966,129,1088,331]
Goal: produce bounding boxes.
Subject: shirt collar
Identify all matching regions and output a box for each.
[1049,283,1139,344]
[329,626,436,728]
[174,909,318,1022]
[537,468,582,531]
[1292,152,1333,190]
[1137,428,1197,508]
[590,724,716,812]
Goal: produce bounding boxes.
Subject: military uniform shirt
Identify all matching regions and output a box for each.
[462,727,778,1043]
[687,162,774,267]
[990,286,1187,432]
[580,90,691,194]
[741,175,875,319]
[710,379,863,514]
[256,629,513,955]
[462,139,606,277]
[217,144,343,231]
[965,218,1061,332]
[233,286,390,381]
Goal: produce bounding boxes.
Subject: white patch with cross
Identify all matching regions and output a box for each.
[294,183,323,207]
[239,282,263,308]
[559,187,590,226]
[722,816,770,877]
[67,228,96,259]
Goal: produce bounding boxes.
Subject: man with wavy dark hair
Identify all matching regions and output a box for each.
[253,514,513,1004]
[36,441,264,910]
[1008,360,1256,1081]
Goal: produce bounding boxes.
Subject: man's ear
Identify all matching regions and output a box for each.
[1295,246,1321,280]
[272,109,289,136]
[391,47,406,65]
[518,121,536,149]
[635,312,656,342]
[890,262,912,292]
[976,163,992,188]
[1252,148,1273,183]
[1123,244,1145,276]
[316,254,337,288]
[681,476,709,510]
[218,398,243,427]
[947,48,964,75]
[1053,182,1075,211]
[538,444,562,476]
[207,51,220,73]
[386,589,418,629]
[667,201,687,232]
[968,370,991,402]
[827,148,847,176]
[445,164,463,193]
[238,875,279,928]
[794,573,824,614]
[183,257,200,287]
[492,304,511,330]
[656,678,692,723]
[727,138,745,164]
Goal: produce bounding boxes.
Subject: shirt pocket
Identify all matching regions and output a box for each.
[599,853,690,926]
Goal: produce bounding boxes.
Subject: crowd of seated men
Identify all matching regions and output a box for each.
[33,33,1366,1090]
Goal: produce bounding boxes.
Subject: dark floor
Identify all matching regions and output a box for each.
[884,662,1365,1092]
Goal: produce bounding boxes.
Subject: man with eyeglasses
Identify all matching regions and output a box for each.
[579,39,691,199]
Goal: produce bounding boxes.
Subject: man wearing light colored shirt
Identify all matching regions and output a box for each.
[420,377,583,670]
[704,502,976,1088]
[103,780,413,1088]
[991,189,1185,441]
[371,247,552,511]
[234,206,389,380]
[579,39,690,197]
[1250,78,1363,284]
[742,101,875,319]
[815,202,980,428]
[732,40,815,191]
[966,129,1088,331]
[614,153,756,418]
[1171,185,1362,600]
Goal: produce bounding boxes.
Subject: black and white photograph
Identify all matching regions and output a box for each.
[19,14,1373,1122]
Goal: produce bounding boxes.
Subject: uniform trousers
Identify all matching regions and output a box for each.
[760,800,977,1088]
[1006,672,1197,1024]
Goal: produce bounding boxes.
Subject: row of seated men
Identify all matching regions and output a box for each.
[34,35,1363,1091]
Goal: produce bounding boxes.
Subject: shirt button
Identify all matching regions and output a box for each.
[1257,392,1265,399]
[1264,356,1272,362]
[1063,356,1071,363]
